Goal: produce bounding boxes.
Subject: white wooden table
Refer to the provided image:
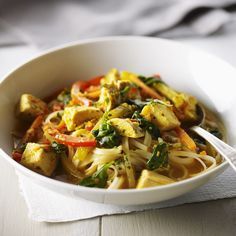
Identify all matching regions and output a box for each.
[1,34,236,236]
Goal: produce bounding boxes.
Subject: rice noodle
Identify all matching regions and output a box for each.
[85,163,97,176]
[93,146,122,155]
[77,155,94,170]
[169,165,188,180]
[93,154,123,165]
[169,151,207,171]
[129,154,146,170]
[144,131,152,147]
[108,176,125,189]
[198,154,216,170]
[68,146,75,160]
[130,139,148,151]
[45,110,64,124]
[122,137,129,152]
[122,137,136,188]
[132,149,152,160]
[107,164,119,186]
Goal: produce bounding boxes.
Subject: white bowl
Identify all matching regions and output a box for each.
[0,36,234,205]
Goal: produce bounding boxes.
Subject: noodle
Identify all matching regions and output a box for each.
[144,131,152,147]
[129,139,148,151]
[45,110,64,125]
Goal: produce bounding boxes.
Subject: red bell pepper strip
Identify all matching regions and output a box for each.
[47,128,96,147]
[54,133,97,147]
[87,75,103,86]
[12,151,22,162]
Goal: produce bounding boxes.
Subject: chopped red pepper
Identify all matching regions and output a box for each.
[54,133,97,147]
[47,128,96,147]
[87,75,103,87]
[12,151,22,162]
[71,76,103,106]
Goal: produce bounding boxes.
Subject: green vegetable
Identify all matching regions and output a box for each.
[79,163,112,188]
[13,142,27,153]
[194,136,206,145]
[51,141,67,154]
[132,111,160,139]
[139,76,164,86]
[92,123,121,148]
[209,129,223,140]
[128,98,170,111]
[120,86,130,96]
[57,89,71,105]
[147,142,168,170]
[128,99,149,110]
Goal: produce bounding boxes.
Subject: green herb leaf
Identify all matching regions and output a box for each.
[80,163,112,188]
[13,142,27,153]
[92,123,121,148]
[147,142,168,170]
[209,129,223,140]
[57,89,71,105]
[139,75,164,86]
[120,86,130,96]
[132,111,160,139]
[128,99,149,110]
[51,141,67,154]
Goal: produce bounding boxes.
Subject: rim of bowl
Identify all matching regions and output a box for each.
[0,36,230,194]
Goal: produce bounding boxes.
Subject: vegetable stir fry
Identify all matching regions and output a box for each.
[12,69,224,189]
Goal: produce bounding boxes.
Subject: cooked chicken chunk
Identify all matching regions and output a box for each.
[136,170,174,188]
[141,103,180,131]
[17,94,47,120]
[108,118,144,138]
[63,106,103,131]
[21,143,57,176]
[153,82,198,121]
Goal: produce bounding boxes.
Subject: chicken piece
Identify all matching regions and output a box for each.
[141,103,180,131]
[108,118,144,138]
[97,83,121,111]
[17,94,47,121]
[97,69,135,111]
[107,103,136,119]
[62,106,103,131]
[21,143,57,176]
[101,68,120,85]
[136,170,174,189]
[153,82,198,121]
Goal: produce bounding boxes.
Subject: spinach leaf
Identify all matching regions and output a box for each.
[209,129,223,140]
[128,98,171,111]
[57,89,71,105]
[132,111,160,139]
[51,141,67,154]
[128,99,149,110]
[79,163,112,188]
[147,142,168,170]
[120,86,130,96]
[14,142,27,153]
[92,123,121,148]
[139,75,165,86]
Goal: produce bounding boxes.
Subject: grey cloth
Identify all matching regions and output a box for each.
[0,0,236,49]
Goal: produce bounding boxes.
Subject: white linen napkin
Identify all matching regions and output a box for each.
[17,167,236,222]
[0,0,236,48]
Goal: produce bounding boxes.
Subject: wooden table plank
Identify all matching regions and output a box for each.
[102,198,236,236]
[0,157,100,236]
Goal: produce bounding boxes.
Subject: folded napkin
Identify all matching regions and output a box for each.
[17,167,236,222]
[0,0,236,48]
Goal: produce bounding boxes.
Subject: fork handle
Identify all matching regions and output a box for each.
[191,126,236,172]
